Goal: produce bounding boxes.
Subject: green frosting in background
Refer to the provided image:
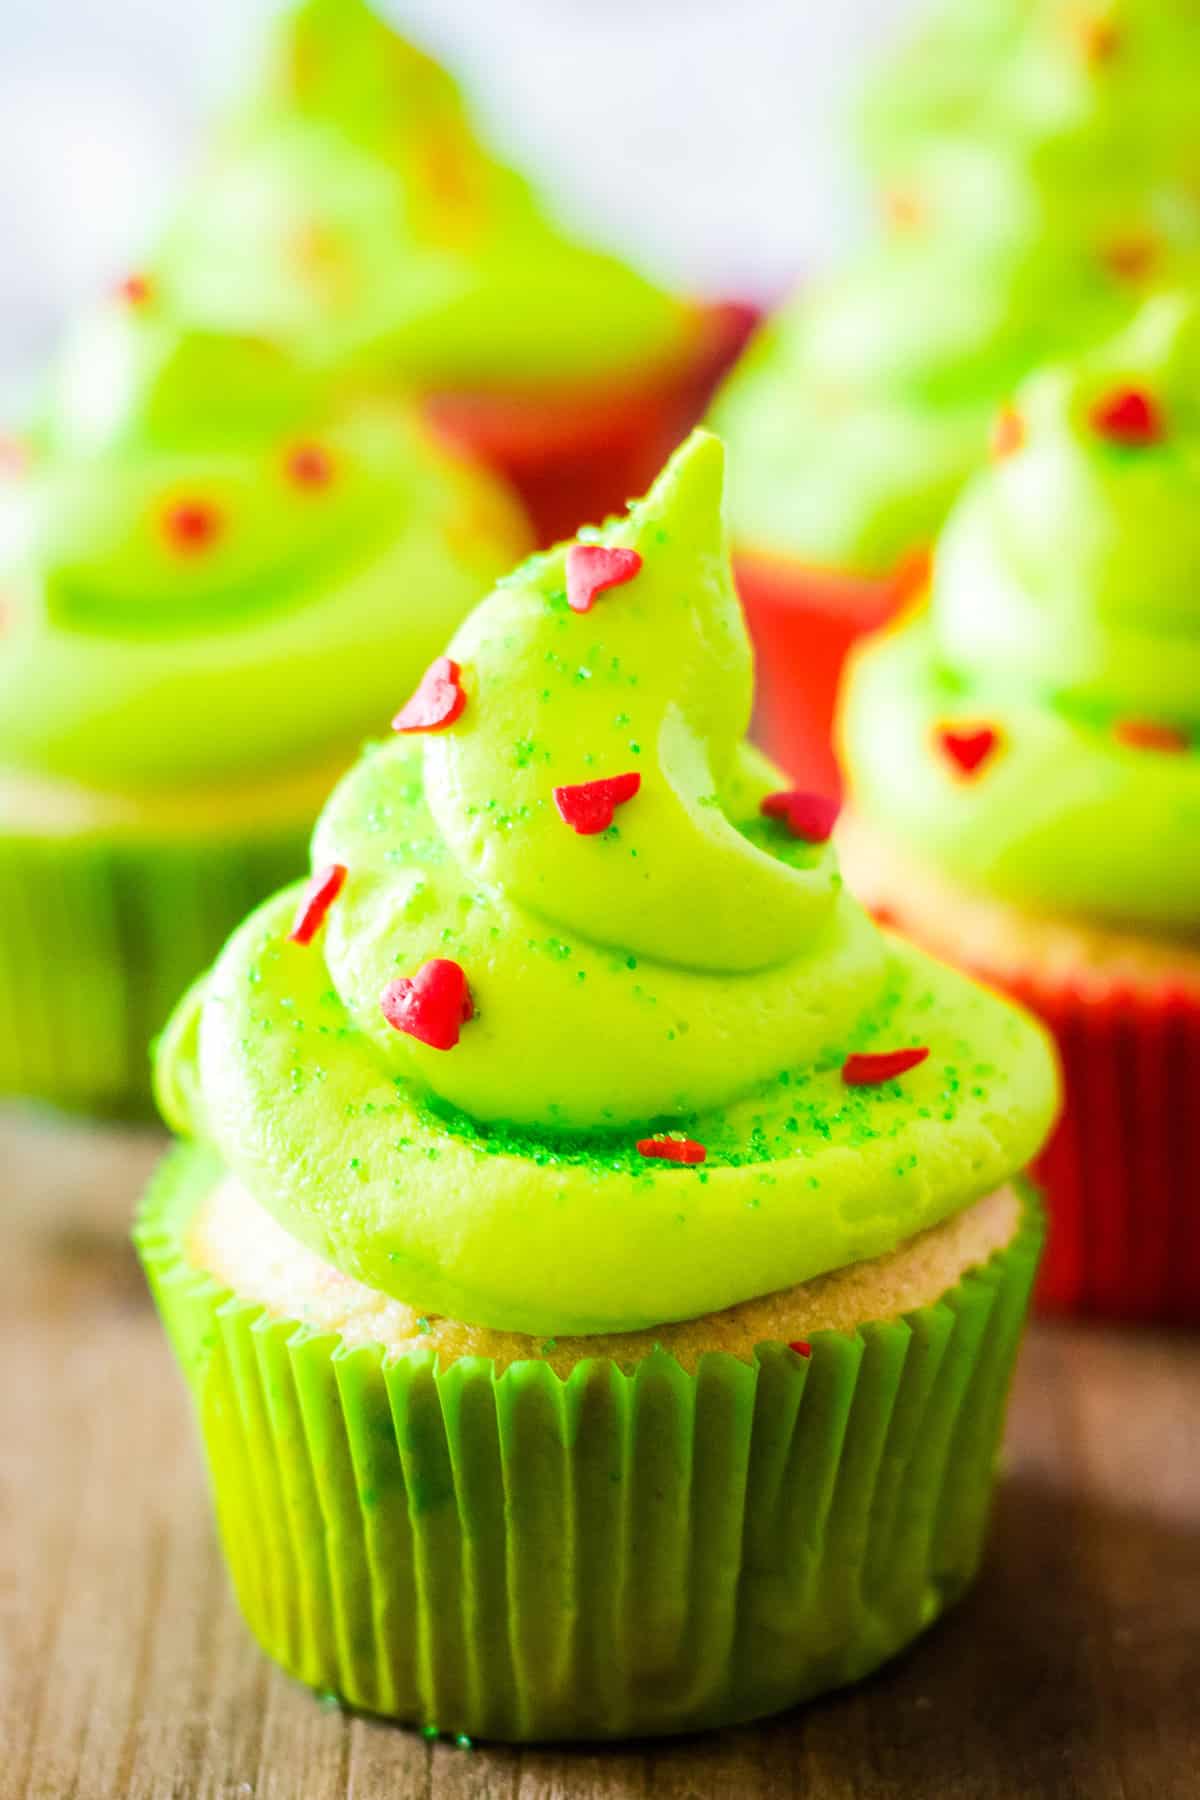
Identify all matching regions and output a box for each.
[842,296,1200,930]
[713,0,1200,573]
[157,0,693,390]
[0,290,529,791]
[158,434,1057,1336]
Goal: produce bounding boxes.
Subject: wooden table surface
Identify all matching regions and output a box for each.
[2,1107,1198,1800]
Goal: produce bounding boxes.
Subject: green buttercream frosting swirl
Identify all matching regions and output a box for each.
[713,0,1200,572]
[0,293,528,791]
[157,0,692,388]
[158,433,1057,1335]
[842,295,1200,930]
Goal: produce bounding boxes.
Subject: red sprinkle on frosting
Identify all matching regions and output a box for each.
[381,959,474,1052]
[118,272,154,306]
[1090,386,1163,445]
[935,724,1001,778]
[163,501,221,554]
[286,443,335,488]
[1113,717,1190,753]
[0,436,27,479]
[554,772,641,835]
[760,790,840,843]
[392,656,467,733]
[636,1137,707,1166]
[288,863,348,946]
[566,544,643,614]
[991,406,1025,461]
[1104,234,1158,284]
[788,1341,812,1358]
[842,1047,930,1087]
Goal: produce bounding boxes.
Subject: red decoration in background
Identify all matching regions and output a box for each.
[1114,718,1190,753]
[381,959,474,1051]
[286,443,335,488]
[554,772,641,835]
[843,1047,930,1086]
[117,272,154,307]
[163,501,221,554]
[991,406,1025,460]
[288,863,348,946]
[1104,234,1159,284]
[760,790,840,843]
[636,1137,707,1165]
[392,657,467,733]
[566,544,643,614]
[788,1341,812,1358]
[1090,387,1163,445]
[935,724,1001,778]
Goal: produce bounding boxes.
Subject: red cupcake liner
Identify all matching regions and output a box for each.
[735,548,930,797]
[423,300,760,547]
[999,968,1200,1323]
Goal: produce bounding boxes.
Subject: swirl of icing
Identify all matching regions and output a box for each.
[157,433,1057,1335]
[157,0,693,389]
[842,294,1200,929]
[714,1,1200,571]
[0,291,528,790]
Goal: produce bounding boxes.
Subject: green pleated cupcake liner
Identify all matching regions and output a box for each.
[137,1145,1044,1742]
[0,822,307,1117]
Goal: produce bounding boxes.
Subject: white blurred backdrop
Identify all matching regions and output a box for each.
[0,0,913,399]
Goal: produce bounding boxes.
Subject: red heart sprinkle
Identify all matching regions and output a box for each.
[286,443,334,488]
[118,272,154,306]
[991,406,1025,460]
[566,544,643,614]
[381,959,474,1051]
[1078,16,1120,63]
[1104,234,1158,284]
[163,501,221,554]
[553,771,641,835]
[636,1137,707,1165]
[0,436,27,479]
[1090,386,1163,445]
[787,1341,812,1358]
[288,863,347,945]
[842,1047,930,1087]
[760,790,840,843]
[1113,717,1190,753]
[936,724,1000,778]
[392,657,467,733]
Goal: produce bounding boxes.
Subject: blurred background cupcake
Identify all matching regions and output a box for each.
[148,0,756,544]
[713,0,1200,794]
[838,294,1200,1322]
[0,285,526,1114]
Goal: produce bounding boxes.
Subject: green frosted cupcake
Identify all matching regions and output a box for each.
[712,0,1200,792]
[0,286,527,1113]
[137,433,1057,1739]
[152,0,744,545]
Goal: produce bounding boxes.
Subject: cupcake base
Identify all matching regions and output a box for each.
[137,1145,1042,1742]
[424,302,759,547]
[0,818,308,1118]
[838,813,1200,1322]
[735,548,930,796]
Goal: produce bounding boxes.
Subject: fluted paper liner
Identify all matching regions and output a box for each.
[0,823,305,1115]
[137,1145,1043,1741]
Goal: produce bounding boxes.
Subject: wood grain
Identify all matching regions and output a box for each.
[1,1107,1197,1800]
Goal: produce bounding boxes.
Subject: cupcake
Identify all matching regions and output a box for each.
[0,288,527,1114]
[839,295,1200,1322]
[156,0,752,545]
[137,432,1057,1740]
[712,0,1200,793]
